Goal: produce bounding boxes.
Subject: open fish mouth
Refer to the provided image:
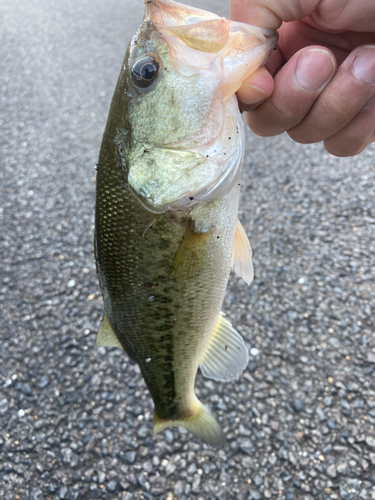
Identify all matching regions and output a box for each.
[125,0,278,214]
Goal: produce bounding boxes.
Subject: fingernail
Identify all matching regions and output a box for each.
[237,84,267,105]
[295,49,335,90]
[352,46,375,83]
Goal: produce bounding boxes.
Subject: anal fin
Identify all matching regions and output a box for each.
[231,218,253,285]
[199,313,249,381]
[95,312,123,349]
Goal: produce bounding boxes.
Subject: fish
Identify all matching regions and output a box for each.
[94,0,278,446]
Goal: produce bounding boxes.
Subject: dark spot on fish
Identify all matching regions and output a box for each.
[228,137,231,140]
[217,236,220,239]
[224,152,226,155]
[143,283,154,288]
[189,197,194,200]
[159,296,173,304]
[225,346,228,350]
[155,324,173,332]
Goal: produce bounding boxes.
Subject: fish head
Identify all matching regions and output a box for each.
[123,0,278,214]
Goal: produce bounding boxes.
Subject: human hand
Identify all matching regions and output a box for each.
[230,0,375,156]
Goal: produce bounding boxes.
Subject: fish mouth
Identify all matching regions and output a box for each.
[144,0,278,61]
[129,0,278,215]
[144,0,277,37]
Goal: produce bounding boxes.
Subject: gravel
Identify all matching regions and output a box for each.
[1,0,375,499]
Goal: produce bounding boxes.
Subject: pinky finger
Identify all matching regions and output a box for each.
[323,97,375,157]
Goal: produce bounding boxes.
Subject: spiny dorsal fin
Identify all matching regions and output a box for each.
[231,218,253,285]
[199,313,249,381]
[95,312,123,349]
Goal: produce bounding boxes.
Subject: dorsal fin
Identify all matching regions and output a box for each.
[199,313,249,381]
[231,219,253,285]
[95,312,123,349]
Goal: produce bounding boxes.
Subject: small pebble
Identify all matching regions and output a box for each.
[327,464,337,478]
[107,480,117,492]
[293,398,305,412]
[0,398,9,415]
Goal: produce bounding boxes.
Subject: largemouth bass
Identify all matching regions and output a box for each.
[95,0,277,446]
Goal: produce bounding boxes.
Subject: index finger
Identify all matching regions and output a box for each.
[229,0,321,29]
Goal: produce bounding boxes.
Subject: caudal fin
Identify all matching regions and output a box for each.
[153,401,225,447]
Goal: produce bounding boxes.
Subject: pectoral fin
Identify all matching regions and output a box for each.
[199,313,249,381]
[231,219,253,285]
[95,312,123,349]
[170,226,211,281]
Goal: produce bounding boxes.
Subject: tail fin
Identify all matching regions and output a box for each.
[153,401,225,447]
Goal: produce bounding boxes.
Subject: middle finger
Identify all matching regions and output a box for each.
[288,45,375,144]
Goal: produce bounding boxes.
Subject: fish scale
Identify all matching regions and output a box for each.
[94,0,277,446]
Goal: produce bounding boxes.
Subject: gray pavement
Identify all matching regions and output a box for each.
[1,0,375,499]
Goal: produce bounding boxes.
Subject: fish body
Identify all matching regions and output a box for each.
[95,0,277,446]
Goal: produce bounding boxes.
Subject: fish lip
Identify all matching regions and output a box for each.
[144,0,278,43]
[230,23,278,43]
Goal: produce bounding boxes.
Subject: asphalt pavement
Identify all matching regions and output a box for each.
[1,0,375,499]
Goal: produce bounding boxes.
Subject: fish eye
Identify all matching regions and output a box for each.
[132,56,159,88]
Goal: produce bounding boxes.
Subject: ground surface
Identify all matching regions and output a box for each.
[1,0,375,499]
